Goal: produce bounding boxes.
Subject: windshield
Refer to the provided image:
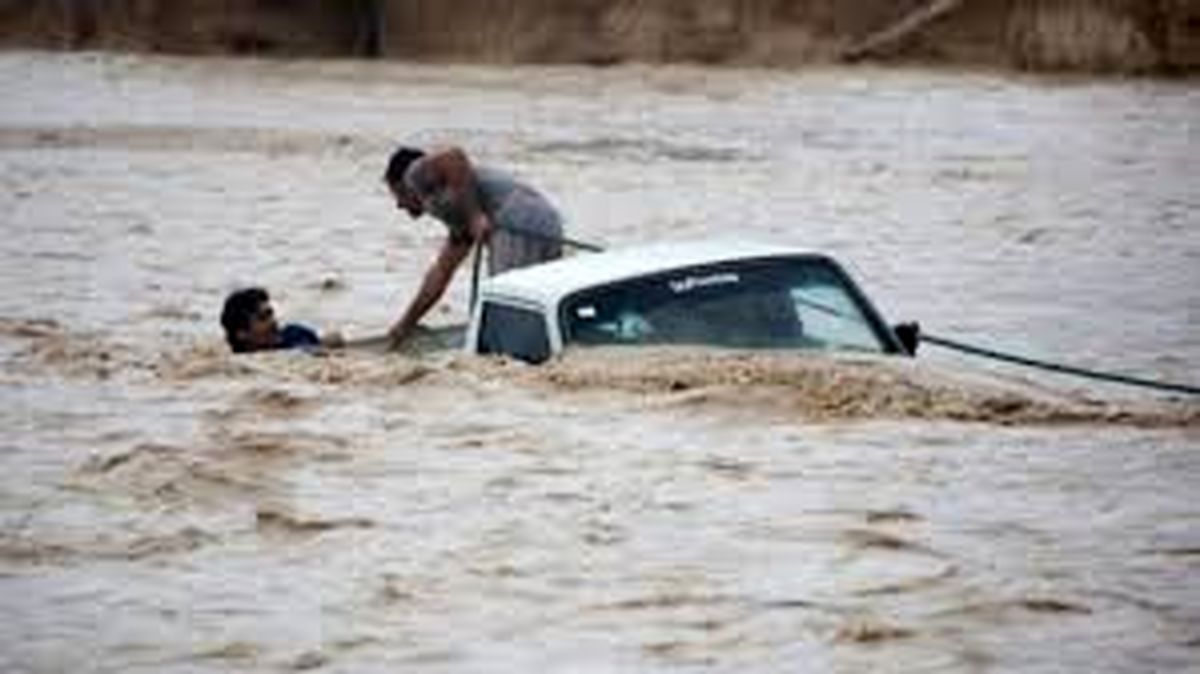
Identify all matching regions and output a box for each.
[561,256,890,353]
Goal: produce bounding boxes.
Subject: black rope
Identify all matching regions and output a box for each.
[468,240,484,312]
[920,332,1200,397]
[468,224,598,312]
[493,222,605,253]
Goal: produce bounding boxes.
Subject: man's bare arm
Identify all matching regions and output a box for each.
[389,237,472,345]
[418,147,494,241]
[320,331,346,349]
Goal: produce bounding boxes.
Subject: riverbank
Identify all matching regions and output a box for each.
[2,0,1198,74]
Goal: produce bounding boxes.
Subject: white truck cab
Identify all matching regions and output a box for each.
[466,240,910,364]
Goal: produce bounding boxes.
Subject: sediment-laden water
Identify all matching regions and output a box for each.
[1,52,1198,673]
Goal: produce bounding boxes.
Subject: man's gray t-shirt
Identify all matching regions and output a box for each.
[404,161,563,275]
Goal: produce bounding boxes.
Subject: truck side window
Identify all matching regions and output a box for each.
[477,302,551,364]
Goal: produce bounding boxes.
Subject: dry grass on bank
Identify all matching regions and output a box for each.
[1007,0,1162,72]
[0,0,1195,73]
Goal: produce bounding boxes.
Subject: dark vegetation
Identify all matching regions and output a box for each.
[1,0,1197,74]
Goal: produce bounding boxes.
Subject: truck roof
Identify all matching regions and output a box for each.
[480,239,825,309]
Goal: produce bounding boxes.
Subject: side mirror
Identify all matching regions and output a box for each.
[892,322,920,356]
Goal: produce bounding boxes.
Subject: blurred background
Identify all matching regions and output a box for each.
[1,0,1198,74]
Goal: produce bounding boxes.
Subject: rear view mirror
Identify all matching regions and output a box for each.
[893,322,920,356]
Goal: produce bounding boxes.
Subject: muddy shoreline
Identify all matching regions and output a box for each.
[2,0,1199,74]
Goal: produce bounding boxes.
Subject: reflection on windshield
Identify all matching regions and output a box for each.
[562,257,887,353]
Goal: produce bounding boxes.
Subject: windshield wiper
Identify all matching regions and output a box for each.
[792,293,853,321]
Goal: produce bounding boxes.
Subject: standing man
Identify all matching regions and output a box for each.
[383,145,564,346]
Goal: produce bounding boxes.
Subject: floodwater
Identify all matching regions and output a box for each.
[1,51,1198,673]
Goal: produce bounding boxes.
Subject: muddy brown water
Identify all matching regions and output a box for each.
[1,52,1198,672]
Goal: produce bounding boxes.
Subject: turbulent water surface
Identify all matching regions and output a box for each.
[1,52,1198,673]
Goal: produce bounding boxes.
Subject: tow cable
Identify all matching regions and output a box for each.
[475,228,1200,397]
[892,324,1200,396]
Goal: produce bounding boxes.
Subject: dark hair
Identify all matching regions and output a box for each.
[221,287,269,353]
[384,145,425,185]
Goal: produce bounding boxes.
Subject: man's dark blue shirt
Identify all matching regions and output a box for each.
[278,323,321,350]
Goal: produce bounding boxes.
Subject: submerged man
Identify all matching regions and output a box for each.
[383,145,564,346]
[220,287,343,353]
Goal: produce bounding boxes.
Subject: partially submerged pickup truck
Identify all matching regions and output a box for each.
[464,240,912,364]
